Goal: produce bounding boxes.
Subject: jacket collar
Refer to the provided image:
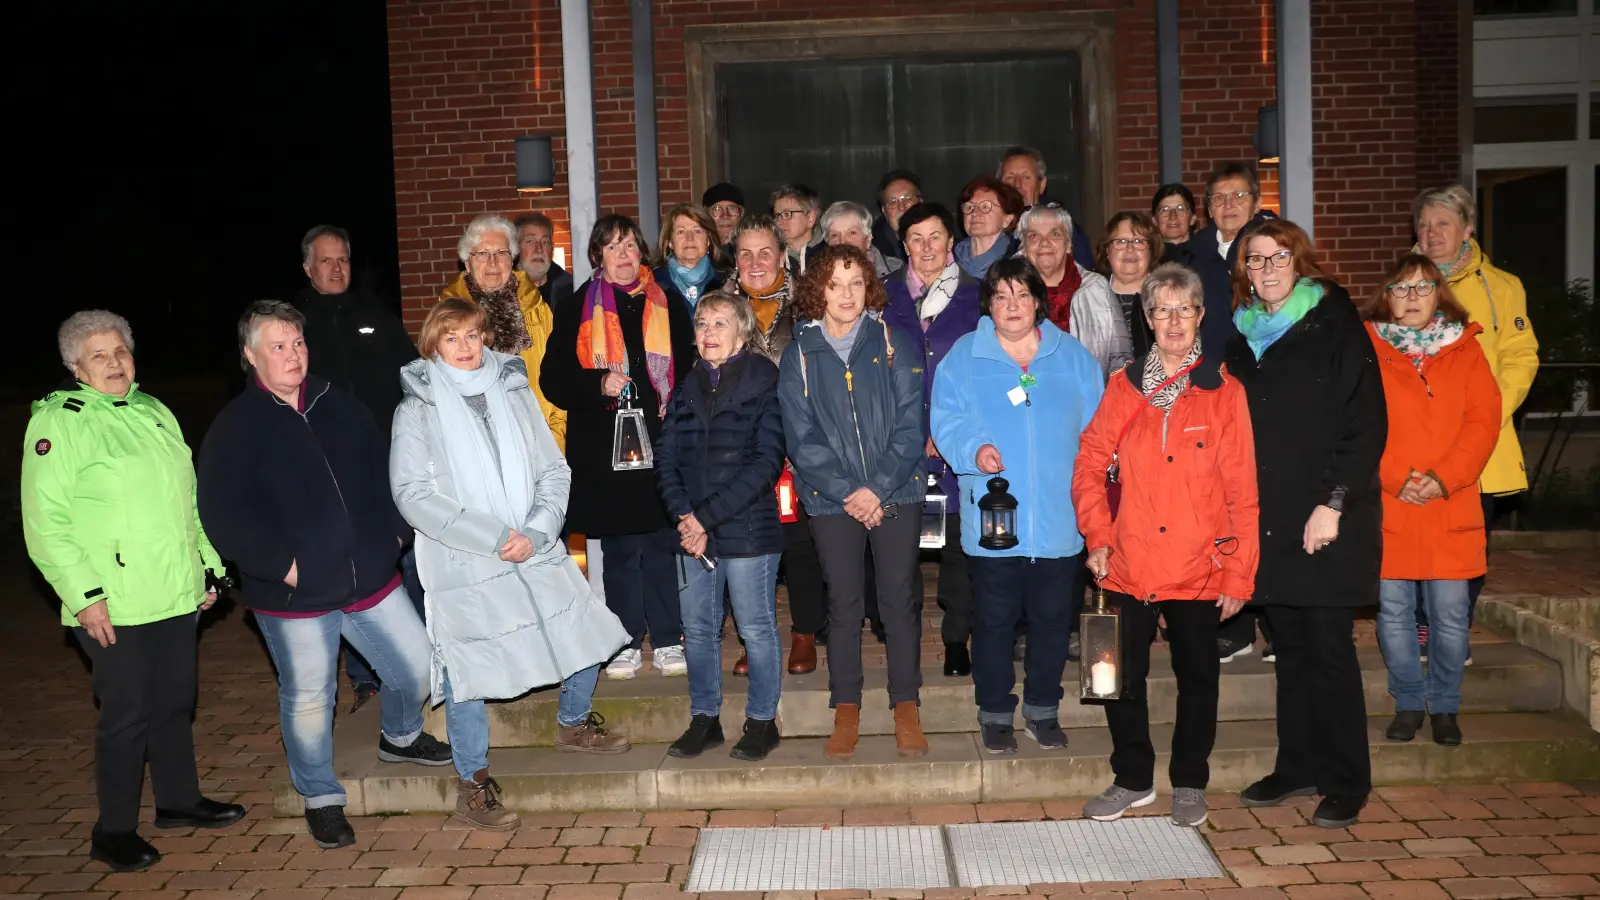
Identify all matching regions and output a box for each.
[247,372,331,413]
[1122,348,1223,391]
[794,316,885,360]
[971,316,1066,363]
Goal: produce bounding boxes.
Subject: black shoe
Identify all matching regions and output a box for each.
[305,805,356,849]
[1025,718,1068,750]
[730,717,781,761]
[943,643,971,677]
[1313,793,1367,828]
[351,681,380,712]
[814,627,828,647]
[668,715,725,759]
[870,619,886,644]
[1240,773,1319,808]
[980,722,1018,755]
[377,730,452,766]
[155,797,247,829]
[1430,713,1463,747]
[1261,644,1276,663]
[1386,710,1425,742]
[1218,637,1253,663]
[89,829,160,872]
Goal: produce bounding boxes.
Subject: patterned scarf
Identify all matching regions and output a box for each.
[1142,338,1202,411]
[1233,277,1323,359]
[1374,311,1466,371]
[1413,240,1473,280]
[578,267,674,415]
[742,267,789,336]
[467,273,532,354]
[915,262,962,325]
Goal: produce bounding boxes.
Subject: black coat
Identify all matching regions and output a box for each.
[652,264,727,315]
[1170,210,1277,361]
[288,286,418,432]
[1223,283,1387,608]
[655,353,786,558]
[540,278,695,536]
[872,216,906,265]
[197,377,409,614]
[542,261,575,310]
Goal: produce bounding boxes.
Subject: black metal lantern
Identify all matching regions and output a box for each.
[977,476,1018,550]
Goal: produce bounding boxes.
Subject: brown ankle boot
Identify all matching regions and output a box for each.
[555,712,632,754]
[787,633,818,674]
[825,703,860,760]
[455,770,519,831]
[894,701,928,758]
[732,651,749,677]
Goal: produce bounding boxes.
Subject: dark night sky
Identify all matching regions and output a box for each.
[7,0,399,394]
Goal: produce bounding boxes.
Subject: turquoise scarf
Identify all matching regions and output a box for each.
[1233,278,1323,359]
[667,255,716,309]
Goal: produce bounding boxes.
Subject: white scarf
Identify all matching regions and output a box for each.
[429,352,532,533]
[917,262,961,323]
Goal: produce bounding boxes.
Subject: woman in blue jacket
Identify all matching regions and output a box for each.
[930,257,1105,755]
[777,243,928,761]
[656,292,787,763]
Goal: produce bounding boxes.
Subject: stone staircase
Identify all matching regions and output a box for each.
[277,637,1600,816]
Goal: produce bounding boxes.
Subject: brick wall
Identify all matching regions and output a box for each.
[386,0,1460,324]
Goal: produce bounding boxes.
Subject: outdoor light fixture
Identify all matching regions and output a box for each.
[1252,105,1280,165]
[515,134,554,193]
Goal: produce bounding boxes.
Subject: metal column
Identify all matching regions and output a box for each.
[631,0,661,242]
[561,0,599,282]
[1276,0,1314,235]
[1156,0,1183,185]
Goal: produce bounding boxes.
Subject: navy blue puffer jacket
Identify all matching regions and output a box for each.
[655,353,787,558]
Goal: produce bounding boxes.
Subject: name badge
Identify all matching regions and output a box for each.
[1007,385,1028,406]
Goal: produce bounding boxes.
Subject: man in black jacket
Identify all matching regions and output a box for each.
[516,212,574,309]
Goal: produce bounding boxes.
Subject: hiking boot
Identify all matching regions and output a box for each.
[1240,773,1318,808]
[89,828,160,872]
[1386,710,1425,742]
[378,731,452,766]
[787,633,818,675]
[1084,785,1157,821]
[730,717,781,761]
[1430,713,1463,747]
[555,712,631,754]
[893,701,928,758]
[455,770,518,831]
[1313,793,1367,828]
[825,703,860,760]
[980,722,1018,755]
[668,714,724,759]
[304,806,356,849]
[1025,718,1068,750]
[1171,788,1208,827]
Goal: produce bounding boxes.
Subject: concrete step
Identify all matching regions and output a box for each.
[421,642,1563,747]
[285,710,1600,816]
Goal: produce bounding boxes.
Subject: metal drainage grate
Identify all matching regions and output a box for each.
[686,821,1224,891]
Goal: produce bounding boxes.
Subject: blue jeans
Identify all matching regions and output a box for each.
[255,587,430,808]
[1379,579,1470,714]
[343,548,425,688]
[679,553,782,721]
[442,663,599,781]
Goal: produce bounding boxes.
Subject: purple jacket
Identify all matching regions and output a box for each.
[881,268,982,499]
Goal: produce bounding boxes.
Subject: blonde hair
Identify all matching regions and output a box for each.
[694,290,759,348]
[1412,184,1475,230]
[418,298,490,358]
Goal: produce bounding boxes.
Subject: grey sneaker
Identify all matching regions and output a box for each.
[1171,787,1208,827]
[1083,784,1157,821]
[980,722,1018,755]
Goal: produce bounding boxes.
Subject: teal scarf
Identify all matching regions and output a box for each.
[667,255,716,309]
[1233,278,1323,359]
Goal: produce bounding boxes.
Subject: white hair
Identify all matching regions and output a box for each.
[820,201,873,237]
[58,310,134,372]
[457,214,519,264]
[1016,204,1074,243]
[1141,263,1205,313]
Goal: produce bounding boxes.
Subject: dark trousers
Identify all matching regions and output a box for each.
[74,614,204,834]
[1263,605,1371,797]
[811,510,923,706]
[1217,606,1272,648]
[603,527,683,650]
[938,512,972,644]
[783,505,828,635]
[345,546,426,688]
[1103,593,1221,791]
[968,553,1080,723]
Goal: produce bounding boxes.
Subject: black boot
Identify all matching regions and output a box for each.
[667,714,724,759]
[1385,710,1425,742]
[1313,793,1367,828]
[1240,773,1318,808]
[1430,713,1463,747]
[155,797,247,829]
[730,717,781,761]
[943,643,971,677]
[89,829,160,872]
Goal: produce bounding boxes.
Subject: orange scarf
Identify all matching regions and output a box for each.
[577,268,674,415]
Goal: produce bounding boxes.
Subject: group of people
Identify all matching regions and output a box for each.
[22,144,1537,869]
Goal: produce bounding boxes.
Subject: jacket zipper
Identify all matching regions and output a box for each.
[287,385,359,593]
[843,365,871,489]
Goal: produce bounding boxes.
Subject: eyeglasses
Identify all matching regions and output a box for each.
[961,200,1001,216]
[1156,204,1190,217]
[774,209,810,222]
[1244,250,1294,270]
[710,204,742,219]
[1110,237,1148,250]
[884,193,920,209]
[1150,305,1199,320]
[1209,190,1254,208]
[1387,281,1437,299]
[469,249,513,264]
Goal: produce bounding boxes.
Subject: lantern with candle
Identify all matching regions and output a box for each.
[775,467,799,524]
[1079,586,1122,700]
[611,388,653,471]
[920,471,947,549]
[976,476,1018,551]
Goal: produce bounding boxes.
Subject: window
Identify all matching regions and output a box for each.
[1473,0,1577,17]
[1474,96,1579,144]
[1477,167,1569,303]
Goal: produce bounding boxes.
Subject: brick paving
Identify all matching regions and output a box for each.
[1,541,1597,899]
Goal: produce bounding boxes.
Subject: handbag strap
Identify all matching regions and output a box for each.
[1111,357,1203,459]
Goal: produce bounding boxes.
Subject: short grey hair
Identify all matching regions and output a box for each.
[819,201,873,237]
[300,225,351,267]
[770,183,820,214]
[1016,204,1075,243]
[457,214,519,264]
[998,146,1047,179]
[58,310,134,372]
[1413,184,1475,231]
[1140,262,1205,313]
[237,300,306,372]
[731,212,784,253]
[695,290,760,348]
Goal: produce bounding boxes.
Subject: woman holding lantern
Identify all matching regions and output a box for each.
[931,256,1104,757]
[1071,263,1260,828]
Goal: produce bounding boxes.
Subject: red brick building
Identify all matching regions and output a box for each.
[385,0,1469,327]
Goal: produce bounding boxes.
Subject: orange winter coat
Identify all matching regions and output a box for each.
[1368,322,1502,581]
[1073,358,1260,602]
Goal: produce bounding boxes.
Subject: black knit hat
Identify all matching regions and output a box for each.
[702,182,745,208]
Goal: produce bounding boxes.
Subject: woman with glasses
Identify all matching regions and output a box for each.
[1362,254,1500,747]
[1017,204,1131,378]
[1150,184,1198,247]
[1097,212,1162,358]
[954,176,1025,279]
[1223,219,1385,829]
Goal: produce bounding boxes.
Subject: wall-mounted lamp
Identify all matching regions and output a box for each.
[515,135,554,193]
[1252,105,1280,165]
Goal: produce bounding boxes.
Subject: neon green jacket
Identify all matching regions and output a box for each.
[21,383,223,627]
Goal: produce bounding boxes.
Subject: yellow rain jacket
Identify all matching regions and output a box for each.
[439,270,566,451]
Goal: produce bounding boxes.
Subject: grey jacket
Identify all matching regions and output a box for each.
[390,352,628,704]
[1069,265,1135,378]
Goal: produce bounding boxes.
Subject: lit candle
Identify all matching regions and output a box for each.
[627,450,640,462]
[1091,659,1117,696]
[779,485,793,516]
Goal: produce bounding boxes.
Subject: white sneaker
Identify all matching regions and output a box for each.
[606,648,642,680]
[653,645,688,676]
